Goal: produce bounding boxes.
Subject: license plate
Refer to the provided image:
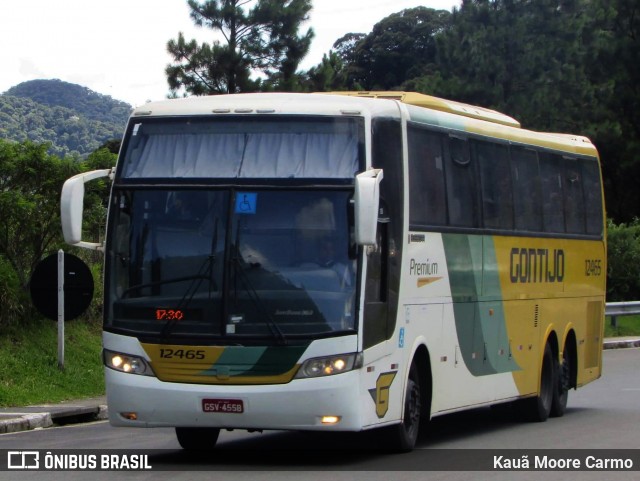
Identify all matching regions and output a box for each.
[202,398,244,414]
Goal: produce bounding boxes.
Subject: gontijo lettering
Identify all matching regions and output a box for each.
[510,248,564,283]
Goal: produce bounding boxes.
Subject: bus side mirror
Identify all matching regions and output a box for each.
[60,168,114,250]
[354,169,383,246]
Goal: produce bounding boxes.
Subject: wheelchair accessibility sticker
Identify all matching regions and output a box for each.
[235,193,257,214]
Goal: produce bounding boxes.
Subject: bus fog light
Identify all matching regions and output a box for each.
[295,353,362,379]
[104,349,155,376]
[321,415,341,425]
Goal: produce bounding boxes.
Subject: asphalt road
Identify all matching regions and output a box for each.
[1,348,639,481]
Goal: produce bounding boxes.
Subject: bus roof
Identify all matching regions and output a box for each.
[132,92,399,119]
[132,92,597,158]
[325,91,521,128]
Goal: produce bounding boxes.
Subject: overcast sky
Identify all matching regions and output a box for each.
[0,0,459,107]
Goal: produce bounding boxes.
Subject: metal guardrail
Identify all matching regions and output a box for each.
[605,301,640,327]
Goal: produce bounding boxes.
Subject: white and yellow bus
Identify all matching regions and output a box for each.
[61,91,606,452]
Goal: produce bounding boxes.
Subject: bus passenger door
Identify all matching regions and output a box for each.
[362,206,390,351]
[360,207,404,428]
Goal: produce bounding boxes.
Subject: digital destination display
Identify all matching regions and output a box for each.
[155,309,186,321]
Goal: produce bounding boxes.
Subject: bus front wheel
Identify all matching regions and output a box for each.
[385,363,422,452]
[175,427,221,450]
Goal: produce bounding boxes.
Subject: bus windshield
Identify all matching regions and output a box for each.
[119,116,361,179]
[106,189,357,341]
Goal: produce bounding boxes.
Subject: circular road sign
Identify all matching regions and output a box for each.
[30,252,94,321]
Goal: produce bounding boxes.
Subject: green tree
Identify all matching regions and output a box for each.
[298,33,366,92]
[253,0,314,91]
[0,140,116,326]
[434,1,593,130]
[606,219,640,301]
[423,0,640,222]
[0,254,23,326]
[340,7,451,91]
[0,141,78,291]
[585,0,640,223]
[332,33,366,64]
[300,51,349,92]
[166,0,314,95]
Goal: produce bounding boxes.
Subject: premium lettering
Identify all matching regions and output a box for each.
[410,258,438,276]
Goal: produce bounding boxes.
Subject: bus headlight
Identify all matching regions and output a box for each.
[104,349,155,376]
[295,353,362,379]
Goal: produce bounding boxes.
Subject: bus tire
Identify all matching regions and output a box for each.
[551,346,570,417]
[386,362,422,452]
[521,342,555,422]
[175,427,221,450]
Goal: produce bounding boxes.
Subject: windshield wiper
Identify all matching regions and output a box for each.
[159,255,217,339]
[229,221,287,346]
[161,217,220,340]
[121,272,214,299]
[230,255,287,346]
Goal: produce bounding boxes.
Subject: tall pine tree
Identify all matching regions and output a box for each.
[166,0,313,95]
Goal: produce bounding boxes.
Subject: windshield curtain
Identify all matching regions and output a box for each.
[106,189,357,340]
[120,117,361,179]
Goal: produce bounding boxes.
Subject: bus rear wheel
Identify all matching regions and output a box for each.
[520,342,555,422]
[175,427,221,450]
[551,346,571,417]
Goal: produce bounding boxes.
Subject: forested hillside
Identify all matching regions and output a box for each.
[5,79,132,124]
[0,79,130,157]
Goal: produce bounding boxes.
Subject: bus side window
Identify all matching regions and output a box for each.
[445,137,478,228]
[581,158,604,236]
[511,147,543,232]
[539,153,565,233]
[476,140,514,230]
[563,157,587,234]
[408,126,447,226]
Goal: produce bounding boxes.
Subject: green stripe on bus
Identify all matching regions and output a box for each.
[198,344,309,378]
[443,234,520,376]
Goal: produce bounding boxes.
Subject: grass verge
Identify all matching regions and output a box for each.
[0,319,104,407]
[604,314,640,338]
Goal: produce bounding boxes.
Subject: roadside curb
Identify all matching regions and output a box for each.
[0,402,108,435]
[0,412,53,434]
[603,338,640,350]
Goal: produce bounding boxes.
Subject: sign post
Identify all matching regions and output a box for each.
[57,249,65,370]
[30,251,94,371]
